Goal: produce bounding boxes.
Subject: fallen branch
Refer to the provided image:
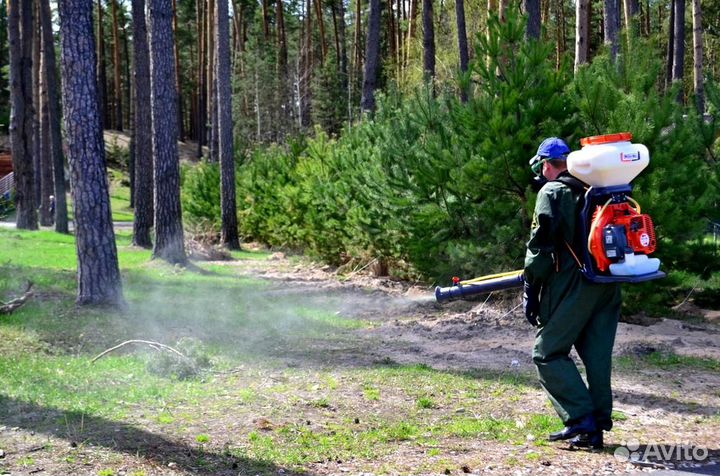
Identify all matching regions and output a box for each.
[91,340,188,363]
[1,281,34,315]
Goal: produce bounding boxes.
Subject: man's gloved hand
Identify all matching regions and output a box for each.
[523,281,541,326]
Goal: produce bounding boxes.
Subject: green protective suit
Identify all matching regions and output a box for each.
[524,172,622,431]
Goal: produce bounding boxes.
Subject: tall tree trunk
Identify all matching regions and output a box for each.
[354,0,363,75]
[604,0,620,62]
[40,0,69,233]
[337,0,348,93]
[361,0,381,112]
[196,0,205,157]
[331,0,341,67]
[455,0,469,102]
[422,0,435,80]
[131,0,154,248]
[8,0,37,229]
[315,0,328,65]
[574,0,589,72]
[32,0,41,207]
[122,19,132,133]
[665,0,675,89]
[671,0,685,94]
[58,0,124,306]
[215,0,240,249]
[172,0,184,140]
[97,0,109,128]
[556,0,567,69]
[623,0,639,46]
[277,0,290,131]
[111,0,123,130]
[148,0,186,264]
[208,0,218,161]
[406,0,416,69]
[691,0,704,112]
[300,0,313,126]
[387,0,395,71]
[39,52,54,226]
[525,0,541,39]
[262,0,270,40]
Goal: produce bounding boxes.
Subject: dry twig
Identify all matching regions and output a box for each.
[0,281,34,315]
[91,340,188,363]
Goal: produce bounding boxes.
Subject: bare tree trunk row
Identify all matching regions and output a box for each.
[8,0,38,229]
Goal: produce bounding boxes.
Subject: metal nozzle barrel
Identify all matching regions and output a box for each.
[435,272,525,302]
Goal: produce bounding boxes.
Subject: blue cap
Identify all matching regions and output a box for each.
[530,137,570,163]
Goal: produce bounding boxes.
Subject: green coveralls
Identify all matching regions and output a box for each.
[524,173,622,431]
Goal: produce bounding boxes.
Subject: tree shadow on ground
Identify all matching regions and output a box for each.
[0,394,307,476]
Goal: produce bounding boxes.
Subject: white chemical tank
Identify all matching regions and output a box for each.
[567,132,650,187]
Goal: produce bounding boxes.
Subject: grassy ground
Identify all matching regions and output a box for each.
[1,228,718,476]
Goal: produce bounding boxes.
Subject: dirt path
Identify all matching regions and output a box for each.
[1,252,718,476]
[226,253,720,474]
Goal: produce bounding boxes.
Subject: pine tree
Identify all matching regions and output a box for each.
[58,0,124,306]
[148,0,186,263]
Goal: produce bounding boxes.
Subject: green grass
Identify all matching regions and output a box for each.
[0,226,565,474]
[616,351,720,372]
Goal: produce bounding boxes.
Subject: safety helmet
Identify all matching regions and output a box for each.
[529,137,570,175]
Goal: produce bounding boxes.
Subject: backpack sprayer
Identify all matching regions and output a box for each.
[435,133,666,302]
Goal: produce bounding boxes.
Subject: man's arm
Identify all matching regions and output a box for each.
[524,185,561,288]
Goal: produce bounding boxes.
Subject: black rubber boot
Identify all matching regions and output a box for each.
[548,414,597,442]
[569,431,604,450]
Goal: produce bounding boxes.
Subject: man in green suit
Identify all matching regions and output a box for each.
[523,137,622,450]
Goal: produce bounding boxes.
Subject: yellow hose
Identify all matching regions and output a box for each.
[460,270,524,285]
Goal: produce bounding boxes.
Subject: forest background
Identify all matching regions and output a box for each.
[1,0,720,313]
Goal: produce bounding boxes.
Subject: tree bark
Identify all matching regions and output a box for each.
[148,0,186,264]
[111,0,123,130]
[361,0,381,112]
[300,0,313,126]
[40,0,69,233]
[671,0,685,92]
[603,0,620,62]
[354,0,363,76]
[8,0,37,229]
[315,0,328,65]
[524,0,541,39]
[131,0,154,248]
[39,50,54,226]
[691,0,704,112]
[58,0,124,306]
[574,0,589,73]
[32,0,41,208]
[196,0,206,157]
[277,0,290,130]
[172,0,184,140]
[215,0,240,249]
[556,0,567,69]
[207,0,217,161]
[455,0,469,102]
[665,0,674,89]
[337,0,348,94]
[422,0,435,80]
[97,0,109,128]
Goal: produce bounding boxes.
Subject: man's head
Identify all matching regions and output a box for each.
[529,137,570,181]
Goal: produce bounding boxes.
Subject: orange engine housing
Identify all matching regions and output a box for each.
[590,202,657,272]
